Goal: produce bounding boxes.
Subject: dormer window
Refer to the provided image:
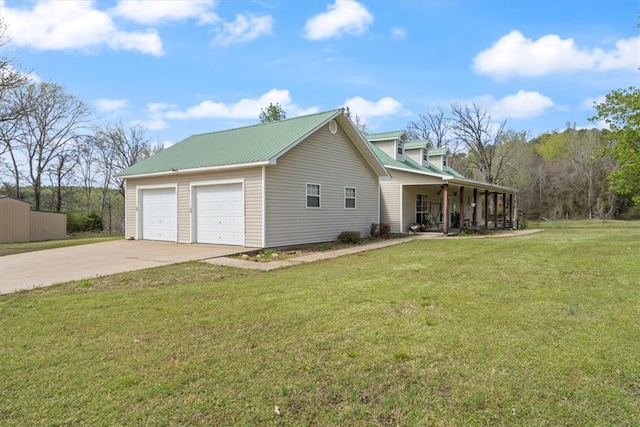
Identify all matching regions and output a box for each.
[395,139,404,161]
[442,156,447,168]
[422,150,428,166]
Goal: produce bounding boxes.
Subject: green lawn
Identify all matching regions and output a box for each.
[1,222,639,425]
[0,233,123,256]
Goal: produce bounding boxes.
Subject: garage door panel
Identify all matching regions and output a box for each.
[141,188,177,242]
[194,183,244,245]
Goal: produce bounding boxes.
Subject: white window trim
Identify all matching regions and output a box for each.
[306,183,321,209]
[416,193,428,224]
[344,186,357,209]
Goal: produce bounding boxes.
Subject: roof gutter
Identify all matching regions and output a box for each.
[116,160,272,180]
[385,165,452,179]
[445,177,518,193]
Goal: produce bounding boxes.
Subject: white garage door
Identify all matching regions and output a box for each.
[140,187,177,242]
[194,183,244,245]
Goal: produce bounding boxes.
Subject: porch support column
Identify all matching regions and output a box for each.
[459,187,464,228]
[502,193,507,229]
[509,193,514,229]
[442,184,449,235]
[493,192,498,229]
[472,188,478,227]
[484,190,489,229]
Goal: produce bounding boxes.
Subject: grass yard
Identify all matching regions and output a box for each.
[0,233,123,257]
[1,222,639,425]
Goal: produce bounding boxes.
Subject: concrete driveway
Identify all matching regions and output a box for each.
[0,240,254,295]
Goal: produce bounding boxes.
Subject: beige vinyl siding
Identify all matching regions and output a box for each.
[379,179,400,232]
[405,148,428,166]
[379,170,444,232]
[264,123,379,247]
[374,140,396,159]
[0,199,30,243]
[29,211,67,241]
[123,167,263,247]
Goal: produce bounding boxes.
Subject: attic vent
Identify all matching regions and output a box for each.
[328,120,337,134]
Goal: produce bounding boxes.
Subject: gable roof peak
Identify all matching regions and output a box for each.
[190,108,344,139]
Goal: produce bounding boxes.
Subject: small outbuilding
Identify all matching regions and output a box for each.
[0,196,67,243]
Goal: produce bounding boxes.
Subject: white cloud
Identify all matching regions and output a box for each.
[111,0,219,25]
[134,102,176,130]
[473,30,640,78]
[580,95,606,111]
[133,118,169,131]
[94,98,129,113]
[597,36,640,71]
[211,14,273,47]
[162,89,319,120]
[2,1,164,55]
[304,0,374,40]
[391,27,407,40]
[475,90,554,120]
[344,96,402,122]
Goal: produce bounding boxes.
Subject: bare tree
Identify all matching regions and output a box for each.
[351,113,368,133]
[0,114,24,198]
[0,23,29,125]
[93,121,161,198]
[75,135,99,214]
[450,103,508,184]
[0,22,30,198]
[13,82,90,210]
[566,128,615,219]
[406,107,451,148]
[47,148,79,212]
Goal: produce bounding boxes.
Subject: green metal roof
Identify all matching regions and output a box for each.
[366,141,450,177]
[442,165,466,179]
[117,109,343,177]
[367,141,515,191]
[429,147,449,155]
[364,130,406,141]
[405,140,432,150]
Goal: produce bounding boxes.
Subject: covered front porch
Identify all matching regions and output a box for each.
[400,181,517,235]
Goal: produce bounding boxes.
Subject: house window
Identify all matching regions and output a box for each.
[416,193,428,224]
[422,151,428,162]
[442,156,448,167]
[306,183,320,208]
[345,187,356,209]
[396,140,404,156]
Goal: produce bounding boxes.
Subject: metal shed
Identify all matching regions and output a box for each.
[0,196,67,243]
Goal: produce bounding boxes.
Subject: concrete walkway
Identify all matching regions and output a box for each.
[205,229,543,271]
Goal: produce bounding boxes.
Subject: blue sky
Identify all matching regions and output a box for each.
[1,0,638,146]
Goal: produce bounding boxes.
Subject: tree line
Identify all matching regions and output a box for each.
[405,92,639,220]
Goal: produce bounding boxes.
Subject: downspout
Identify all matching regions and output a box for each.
[442,184,449,235]
[377,181,381,225]
[399,184,403,233]
[261,166,266,248]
